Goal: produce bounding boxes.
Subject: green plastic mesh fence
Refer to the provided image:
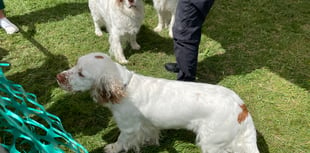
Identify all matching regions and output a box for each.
[0,63,88,153]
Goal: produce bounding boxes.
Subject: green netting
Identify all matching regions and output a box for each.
[0,63,88,153]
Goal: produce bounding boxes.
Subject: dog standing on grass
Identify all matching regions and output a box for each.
[152,0,178,37]
[57,52,260,153]
[88,0,144,64]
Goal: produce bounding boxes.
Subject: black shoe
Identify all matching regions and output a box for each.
[164,63,180,73]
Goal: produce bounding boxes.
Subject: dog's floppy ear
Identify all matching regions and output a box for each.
[91,76,126,104]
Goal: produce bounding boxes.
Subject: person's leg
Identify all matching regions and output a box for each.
[171,0,214,81]
[0,0,19,34]
[0,0,4,10]
[0,0,5,18]
[0,0,6,18]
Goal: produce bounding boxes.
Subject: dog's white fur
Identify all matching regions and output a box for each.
[57,52,260,153]
[152,0,178,37]
[88,0,144,64]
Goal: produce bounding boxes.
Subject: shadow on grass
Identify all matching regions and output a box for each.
[45,92,112,136]
[196,1,309,90]
[257,130,270,153]
[124,25,174,59]
[98,129,196,153]
[89,147,104,153]
[0,48,11,72]
[6,2,89,103]
[0,48,9,70]
[95,128,269,153]
[6,27,69,103]
[196,37,309,90]
[138,129,197,153]
[0,48,8,60]
[10,2,88,36]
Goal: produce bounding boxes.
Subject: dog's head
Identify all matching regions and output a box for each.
[56,52,126,104]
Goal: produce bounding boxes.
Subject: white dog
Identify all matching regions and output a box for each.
[56,52,260,153]
[152,0,178,37]
[88,0,144,64]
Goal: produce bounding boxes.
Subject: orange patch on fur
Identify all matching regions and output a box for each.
[94,82,126,105]
[238,104,249,124]
[116,0,123,6]
[95,55,104,59]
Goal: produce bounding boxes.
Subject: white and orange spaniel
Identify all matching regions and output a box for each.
[88,0,144,64]
[56,52,259,153]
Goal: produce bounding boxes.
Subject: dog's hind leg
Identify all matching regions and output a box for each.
[154,11,165,32]
[197,135,230,153]
[192,121,233,153]
[168,13,175,38]
[231,117,260,153]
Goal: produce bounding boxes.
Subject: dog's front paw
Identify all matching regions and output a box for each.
[104,143,123,153]
[119,60,129,64]
[153,25,163,32]
[95,29,103,36]
[168,30,173,38]
[131,43,141,50]
[116,57,129,64]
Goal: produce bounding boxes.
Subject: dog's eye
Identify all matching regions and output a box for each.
[78,71,85,77]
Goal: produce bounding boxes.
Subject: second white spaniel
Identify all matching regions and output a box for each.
[88,0,144,64]
[152,0,178,37]
[56,52,259,153]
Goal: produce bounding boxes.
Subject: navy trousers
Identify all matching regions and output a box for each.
[173,0,214,81]
[0,0,5,10]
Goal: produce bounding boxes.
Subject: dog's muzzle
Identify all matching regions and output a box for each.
[56,73,72,91]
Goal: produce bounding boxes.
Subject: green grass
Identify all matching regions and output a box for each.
[1,0,309,152]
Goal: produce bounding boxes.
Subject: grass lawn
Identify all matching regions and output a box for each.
[0,0,309,152]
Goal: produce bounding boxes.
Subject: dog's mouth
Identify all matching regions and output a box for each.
[57,80,72,92]
[129,5,136,8]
